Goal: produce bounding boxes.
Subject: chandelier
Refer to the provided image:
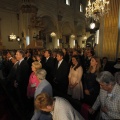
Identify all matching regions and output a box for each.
[85,0,110,21]
[9,33,16,40]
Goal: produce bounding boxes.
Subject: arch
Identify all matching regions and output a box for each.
[36,15,57,34]
[37,13,58,28]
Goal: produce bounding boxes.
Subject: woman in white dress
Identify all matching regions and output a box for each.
[67,55,83,100]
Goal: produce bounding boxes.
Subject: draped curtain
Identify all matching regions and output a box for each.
[102,0,120,60]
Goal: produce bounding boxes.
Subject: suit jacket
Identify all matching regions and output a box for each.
[83,57,91,73]
[26,57,33,74]
[7,62,18,84]
[102,62,111,72]
[53,60,69,86]
[64,53,69,63]
[3,59,13,77]
[16,59,29,90]
[43,57,54,81]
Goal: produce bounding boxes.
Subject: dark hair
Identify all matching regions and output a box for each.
[45,50,52,56]
[12,55,17,59]
[7,51,15,57]
[71,55,81,70]
[90,50,95,56]
[103,57,108,61]
[36,54,43,59]
[57,51,64,57]
[17,50,25,57]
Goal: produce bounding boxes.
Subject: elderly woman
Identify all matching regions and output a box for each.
[34,92,85,120]
[31,68,53,120]
[89,71,120,120]
[27,61,42,98]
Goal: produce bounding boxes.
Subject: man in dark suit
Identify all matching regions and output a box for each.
[53,51,69,94]
[43,50,54,84]
[83,49,95,73]
[2,51,14,78]
[7,55,18,98]
[101,57,111,72]
[15,50,29,112]
[36,54,44,66]
[25,51,33,74]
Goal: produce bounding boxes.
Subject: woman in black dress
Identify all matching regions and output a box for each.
[84,56,101,106]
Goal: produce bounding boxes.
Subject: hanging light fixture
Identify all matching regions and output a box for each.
[85,0,110,21]
[9,33,16,40]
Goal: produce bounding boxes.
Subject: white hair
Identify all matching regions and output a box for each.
[36,69,47,80]
[96,71,116,85]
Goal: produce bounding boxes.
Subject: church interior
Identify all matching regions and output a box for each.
[0,0,119,60]
[0,0,120,120]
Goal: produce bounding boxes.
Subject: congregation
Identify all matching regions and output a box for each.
[0,47,120,120]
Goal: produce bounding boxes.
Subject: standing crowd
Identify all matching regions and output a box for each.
[0,47,119,120]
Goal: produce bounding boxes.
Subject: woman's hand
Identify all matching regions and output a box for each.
[101,106,108,114]
[70,83,78,88]
[85,89,90,95]
[31,83,36,87]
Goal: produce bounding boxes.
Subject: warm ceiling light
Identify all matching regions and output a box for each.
[90,23,96,29]
[85,0,110,21]
[9,33,16,40]
[50,32,56,37]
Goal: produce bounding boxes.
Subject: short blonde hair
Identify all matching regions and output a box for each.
[32,61,42,70]
[35,92,53,110]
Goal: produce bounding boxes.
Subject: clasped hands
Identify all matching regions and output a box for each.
[69,83,78,88]
[85,89,90,95]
